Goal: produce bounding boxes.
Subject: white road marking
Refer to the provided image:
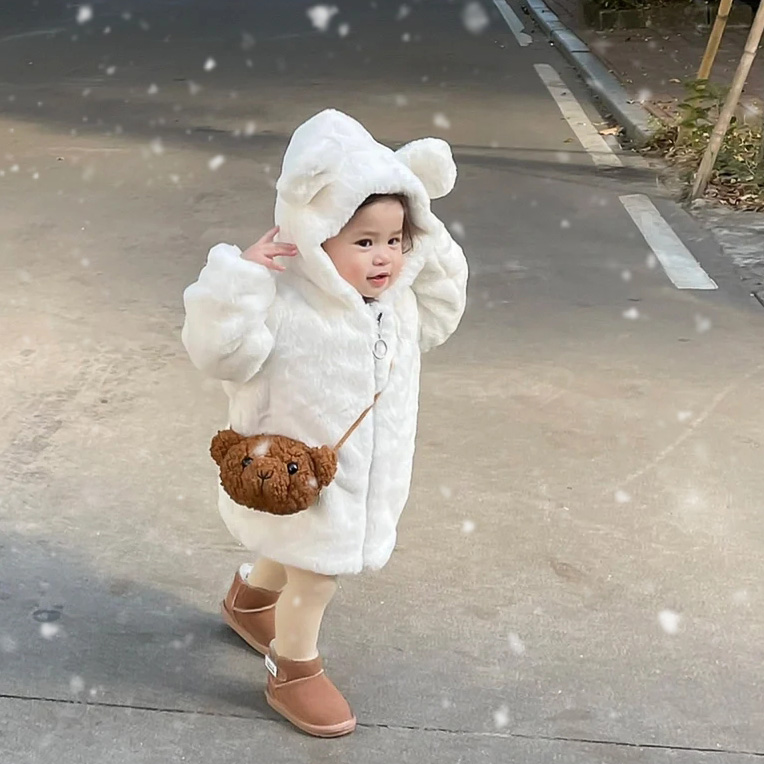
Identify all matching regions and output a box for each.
[620,194,718,290]
[534,64,622,168]
[492,0,532,46]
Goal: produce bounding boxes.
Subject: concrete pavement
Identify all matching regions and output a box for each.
[1,1,763,761]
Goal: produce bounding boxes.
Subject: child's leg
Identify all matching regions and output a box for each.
[274,564,337,661]
[246,557,288,592]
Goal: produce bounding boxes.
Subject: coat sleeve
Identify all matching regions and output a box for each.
[411,223,468,353]
[181,243,277,384]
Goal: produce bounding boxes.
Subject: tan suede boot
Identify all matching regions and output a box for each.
[265,646,357,738]
[221,566,280,656]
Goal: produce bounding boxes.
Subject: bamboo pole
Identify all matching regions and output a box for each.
[691,0,764,200]
[697,0,734,80]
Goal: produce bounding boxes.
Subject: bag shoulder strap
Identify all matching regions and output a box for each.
[333,393,380,451]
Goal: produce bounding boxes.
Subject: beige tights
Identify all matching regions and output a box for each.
[247,557,337,662]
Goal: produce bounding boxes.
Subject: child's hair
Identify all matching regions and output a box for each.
[357,193,417,254]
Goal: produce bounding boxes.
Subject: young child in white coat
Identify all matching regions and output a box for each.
[182,109,468,738]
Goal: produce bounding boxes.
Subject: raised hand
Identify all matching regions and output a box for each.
[241,226,298,272]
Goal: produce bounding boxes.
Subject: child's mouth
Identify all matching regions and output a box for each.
[368,274,390,286]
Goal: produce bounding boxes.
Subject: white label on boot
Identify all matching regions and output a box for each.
[265,654,278,678]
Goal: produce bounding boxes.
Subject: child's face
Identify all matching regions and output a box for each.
[322,198,406,299]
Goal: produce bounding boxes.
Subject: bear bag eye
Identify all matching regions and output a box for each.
[287,462,298,475]
[241,457,253,468]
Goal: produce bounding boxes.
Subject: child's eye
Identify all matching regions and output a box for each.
[356,239,372,248]
[389,237,401,246]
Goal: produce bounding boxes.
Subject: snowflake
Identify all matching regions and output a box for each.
[461,519,475,534]
[394,94,408,107]
[449,221,465,239]
[147,83,158,95]
[433,112,451,129]
[677,411,693,423]
[150,138,164,155]
[621,269,632,281]
[204,57,217,72]
[462,1,490,34]
[77,5,93,24]
[208,155,226,171]
[106,65,116,75]
[69,675,85,694]
[307,5,339,31]
[658,609,681,635]
[439,484,453,499]
[637,88,652,103]
[694,314,711,334]
[402,32,411,42]
[622,307,640,320]
[493,704,510,729]
[338,22,350,36]
[560,219,571,229]
[188,81,202,95]
[615,489,631,503]
[244,121,257,136]
[397,5,411,20]
[40,623,60,640]
[508,632,526,655]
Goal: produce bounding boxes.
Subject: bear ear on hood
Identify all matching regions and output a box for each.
[276,137,343,207]
[210,429,245,466]
[395,138,457,199]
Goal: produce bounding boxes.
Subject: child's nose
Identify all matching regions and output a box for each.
[373,247,391,265]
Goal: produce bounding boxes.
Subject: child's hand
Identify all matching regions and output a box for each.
[241,227,298,272]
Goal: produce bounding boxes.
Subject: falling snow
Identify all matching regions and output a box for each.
[461,519,476,533]
[694,314,711,333]
[307,5,339,31]
[677,411,693,423]
[621,269,632,281]
[439,484,453,499]
[449,221,465,239]
[658,609,681,635]
[433,112,451,129]
[508,632,526,655]
[615,489,631,503]
[204,57,217,72]
[106,66,116,76]
[208,155,226,171]
[69,675,85,694]
[0,635,17,653]
[397,4,411,20]
[77,5,93,24]
[338,23,350,36]
[245,121,258,136]
[623,307,640,320]
[462,1,490,34]
[560,219,571,229]
[147,83,159,95]
[493,704,510,729]
[150,138,164,155]
[40,623,60,640]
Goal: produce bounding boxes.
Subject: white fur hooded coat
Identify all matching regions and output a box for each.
[182,109,468,575]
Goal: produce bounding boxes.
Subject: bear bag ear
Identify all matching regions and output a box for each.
[210,429,245,467]
[309,446,338,488]
[394,137,457,199]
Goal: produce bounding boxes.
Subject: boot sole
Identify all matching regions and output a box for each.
[221,601,270,657]
[266,690,357,738]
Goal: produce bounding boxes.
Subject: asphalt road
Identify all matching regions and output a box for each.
[1,1,763,762]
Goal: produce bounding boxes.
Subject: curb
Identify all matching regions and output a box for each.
[523,0,656,146]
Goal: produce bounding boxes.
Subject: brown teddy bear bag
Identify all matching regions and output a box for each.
[210,393,381,516]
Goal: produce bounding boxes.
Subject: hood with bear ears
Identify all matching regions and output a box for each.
[274,109,458,308]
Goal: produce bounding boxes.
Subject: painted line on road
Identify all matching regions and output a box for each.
[533,64,622,168]
[493,0,532,46]
[620,194,718,290]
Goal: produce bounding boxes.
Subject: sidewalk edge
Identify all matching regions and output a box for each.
[524,0,656,146]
